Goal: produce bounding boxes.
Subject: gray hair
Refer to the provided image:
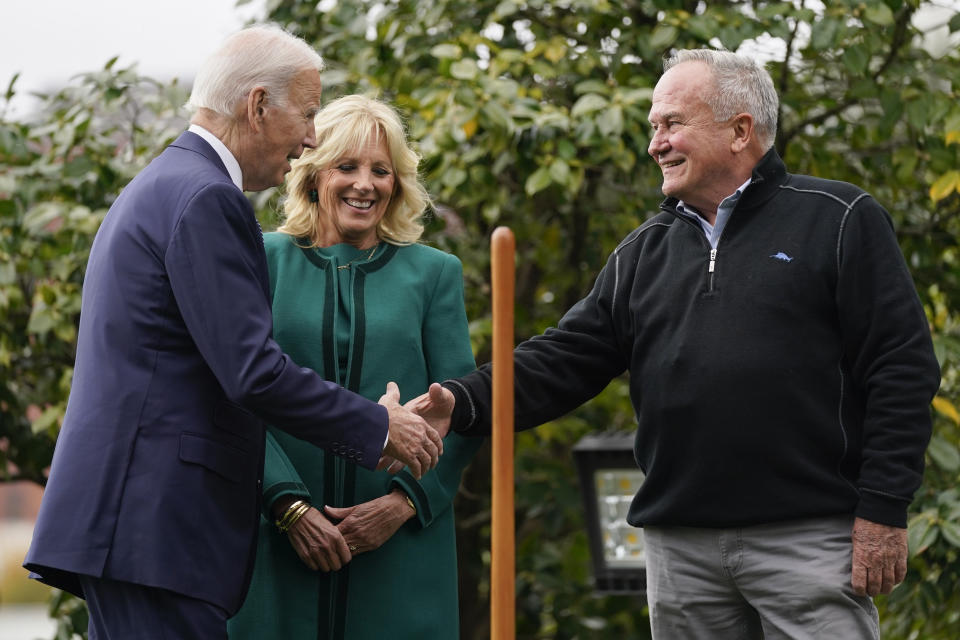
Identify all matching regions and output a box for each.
[664,49,779,150]
[185,24,324,117]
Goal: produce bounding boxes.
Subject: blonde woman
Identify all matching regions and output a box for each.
[227,95,479,639]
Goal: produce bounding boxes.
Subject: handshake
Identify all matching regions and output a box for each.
[376,381,457,479]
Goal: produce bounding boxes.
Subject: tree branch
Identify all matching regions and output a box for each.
[780,5,915,150]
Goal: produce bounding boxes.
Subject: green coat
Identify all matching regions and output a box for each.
[228,233,480,639]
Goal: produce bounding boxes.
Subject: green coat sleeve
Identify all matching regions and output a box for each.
[389,252,482,527]
[260,427,312,521]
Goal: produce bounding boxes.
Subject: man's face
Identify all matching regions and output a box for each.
[246,69,323,192]
[647,62,738,214]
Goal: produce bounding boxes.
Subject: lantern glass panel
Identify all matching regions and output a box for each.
[595,469,646,568]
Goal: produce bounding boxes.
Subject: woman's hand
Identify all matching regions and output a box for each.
[324,490,417,556]
[286,507,352,572]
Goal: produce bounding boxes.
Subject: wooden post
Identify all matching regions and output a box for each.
[490,226,515,640]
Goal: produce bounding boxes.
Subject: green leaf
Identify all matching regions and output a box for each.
[549,159,570,185]
[907,512,938,556]
[556,139,576,160]
[23,202,65,234]
[864,3,895,26]
[842,45,870,75]
[319,69,350,88]
[27,306,56,335]
[450,59,478,80]
[905,98,929,130]
[30,405,62,434]
[441,167,467,190]
[570,94,608,118]
[650,25,678,50]
[950,12,960,33]
[618,88,653,105]
[543,38,567,64]
[0,261,15,286]
[492,0,519,20]
[482,100,514,133]
[525,166,551,196]
[927,434,960,472]
[757,2,794,19]
[430,44,462,60]
[598,105,623,138]
[574,80,609,96]
[940,519,960,549]
[811,18,839,50]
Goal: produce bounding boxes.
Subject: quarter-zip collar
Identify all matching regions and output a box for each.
[656,148,789,294]
[676,177,751,249]
[660,147,787,218]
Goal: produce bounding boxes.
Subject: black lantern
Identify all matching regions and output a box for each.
[572,431,647,595]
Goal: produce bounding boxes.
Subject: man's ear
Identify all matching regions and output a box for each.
[246,87,268,132]
[730,113,754,153]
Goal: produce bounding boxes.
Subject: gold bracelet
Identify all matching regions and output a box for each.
[404,494,416,515]
[275,501,300,531]
[276,500,310,533]
[279,502,310,532]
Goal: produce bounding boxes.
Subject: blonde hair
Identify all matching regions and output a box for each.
[280,95,429,246]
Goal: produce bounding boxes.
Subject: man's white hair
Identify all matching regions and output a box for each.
[185,24,324,117]
[664,49,779,151]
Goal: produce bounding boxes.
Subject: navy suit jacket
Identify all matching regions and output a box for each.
[24,132,388,614]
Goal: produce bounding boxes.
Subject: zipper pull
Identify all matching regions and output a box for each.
[709,248,717,273]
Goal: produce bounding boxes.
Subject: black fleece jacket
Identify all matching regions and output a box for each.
[446,149,940,529]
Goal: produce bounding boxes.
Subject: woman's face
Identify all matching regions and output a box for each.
[317,130,395,248]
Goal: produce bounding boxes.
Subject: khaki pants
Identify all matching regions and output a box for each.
[644,515,880,639]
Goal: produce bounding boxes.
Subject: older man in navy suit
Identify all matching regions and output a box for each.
[24,24,443,639]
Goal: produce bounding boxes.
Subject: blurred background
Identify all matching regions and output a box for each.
[2,1,960,638]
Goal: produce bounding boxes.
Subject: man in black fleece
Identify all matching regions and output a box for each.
[410,49,940,638]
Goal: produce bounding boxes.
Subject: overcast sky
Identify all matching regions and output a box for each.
[0,0,265,118]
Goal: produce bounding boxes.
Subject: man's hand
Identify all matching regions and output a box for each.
[405,383,456,439]
[378,382,442,479]
[286,506,352,572]
[851,516,908,596]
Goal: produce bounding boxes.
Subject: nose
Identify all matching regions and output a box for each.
[648,128,668,158]
[303,121,318,149]
[353,168,373,192]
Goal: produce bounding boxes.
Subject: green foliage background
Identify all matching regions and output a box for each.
[2,0,959,637]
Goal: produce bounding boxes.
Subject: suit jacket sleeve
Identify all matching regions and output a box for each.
[259,428,312,520]
[165,182,388,468]
[389,254,481,527]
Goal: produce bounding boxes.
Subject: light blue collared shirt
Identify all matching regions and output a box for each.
[187,124,244,191]
[676,177,752,249]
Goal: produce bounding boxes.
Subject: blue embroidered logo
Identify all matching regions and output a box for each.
[770,252,793,262]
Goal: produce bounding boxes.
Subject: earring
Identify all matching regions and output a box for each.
[308,189,319,203]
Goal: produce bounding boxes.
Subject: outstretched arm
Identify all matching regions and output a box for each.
[412,248,631,437]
